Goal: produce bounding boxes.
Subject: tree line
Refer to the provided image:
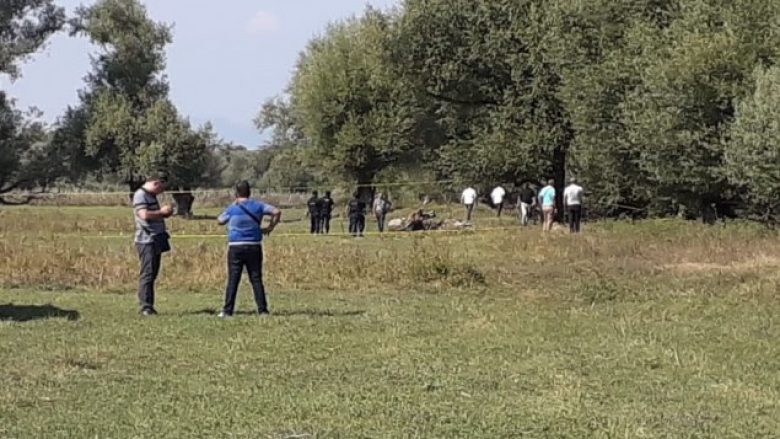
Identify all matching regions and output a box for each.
[275,0,780,222]
[2,0,779,222]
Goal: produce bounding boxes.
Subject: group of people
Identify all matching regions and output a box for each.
[306,191,335,234]
[133,175,281,317]
[132,174,586,317]
[307,190,394,237]
[460,178,585,233]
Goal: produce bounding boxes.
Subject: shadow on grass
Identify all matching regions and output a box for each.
[0,304,80,322]
[186,308,365,318]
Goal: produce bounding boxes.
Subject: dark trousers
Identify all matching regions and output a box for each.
[310,215,320,234]
[136,243,162,311]
[465,204,474,222]
[223,245,268,314]
[349,214,365,236]
[568,205,583,233]
[375,212,387,232]
[320,215,331,234]
[495,201,504,217]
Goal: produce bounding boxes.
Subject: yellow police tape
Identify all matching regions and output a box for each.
[83,225,526,240]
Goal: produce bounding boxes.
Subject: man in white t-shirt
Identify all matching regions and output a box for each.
[461,186,477,222]
[491,185,506,217]
[564,177,584,233]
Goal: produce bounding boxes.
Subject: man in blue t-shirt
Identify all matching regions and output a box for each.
[217,181,282,317]
[538,179,557,232]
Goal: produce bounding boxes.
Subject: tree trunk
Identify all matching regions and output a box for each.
[553,143,567,223]
[173,190,195,217]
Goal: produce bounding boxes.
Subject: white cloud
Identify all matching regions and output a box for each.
[246,10,280,35]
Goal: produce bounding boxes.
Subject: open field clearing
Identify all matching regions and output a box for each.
[2,207,780,438]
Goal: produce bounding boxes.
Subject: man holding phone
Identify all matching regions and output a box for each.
[132,173,173,316]
[217,181,282,317]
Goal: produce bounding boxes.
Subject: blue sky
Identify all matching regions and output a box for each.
[0,0,399,147]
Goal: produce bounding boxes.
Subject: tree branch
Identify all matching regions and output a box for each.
[0,179,32,194]
[424,89,498,107]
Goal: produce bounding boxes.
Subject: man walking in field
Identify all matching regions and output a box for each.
[517,182,537,226]
[217,181,281,317]
[132,173,173,316]
[306,190,322,235]
[373,192,392,233]
[564,177,584,233]
[319,191,334,234]
[346,191,367,238]
[539,179,556,232]
[491,185,506,217]
[461,186,477,223]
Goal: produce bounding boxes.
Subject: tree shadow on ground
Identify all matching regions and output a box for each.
[0,304,80,322]
[187,308,365,318]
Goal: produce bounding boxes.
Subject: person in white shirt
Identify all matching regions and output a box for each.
[461,186,477,222]
[490,185,506,217]
[563,177,584,233]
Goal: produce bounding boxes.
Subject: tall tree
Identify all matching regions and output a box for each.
[52,0,212,214]
[622,0,780,220]
[398,0,572,214]
[724,65,780,223]
[0,0,65,204]
[0,0,65,78]
[290,8,422,199]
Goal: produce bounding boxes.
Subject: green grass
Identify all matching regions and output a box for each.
[1,206,780,437]
[3,289,779,438]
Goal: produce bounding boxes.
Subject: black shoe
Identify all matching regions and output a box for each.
[140,308,158,317]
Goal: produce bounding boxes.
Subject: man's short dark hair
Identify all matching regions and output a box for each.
[312,190,319,197]
[325,191,331,197]
[146,171,168,183]
[235,181,251,198]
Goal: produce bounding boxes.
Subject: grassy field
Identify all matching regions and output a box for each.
[2,205,780,438]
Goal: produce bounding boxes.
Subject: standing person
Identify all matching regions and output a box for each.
[491,185,507,217]
[346,191,367,238]
[564,177,584,233]
[373,192,392,233]
[306,191,321,235]
[217,181,282,318]
[517,183,537,226]
[461,186,477,223]
[132,173,173,316]
[320,191,334,234]
[539,179,557,232]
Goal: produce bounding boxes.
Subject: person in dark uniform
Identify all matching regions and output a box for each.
[306,191,322,234]
[346,191,366,237]
[320,191,334,234]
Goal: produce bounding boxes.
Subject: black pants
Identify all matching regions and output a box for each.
[375,212,386,232]
[349,214,365,236]
[495,201,504,217]
[465,204,474,222]
[320,215,331,234]
[310,215,320,234]
[136,243,162,311]
[223,245,268,314]
[568,205,582,233]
